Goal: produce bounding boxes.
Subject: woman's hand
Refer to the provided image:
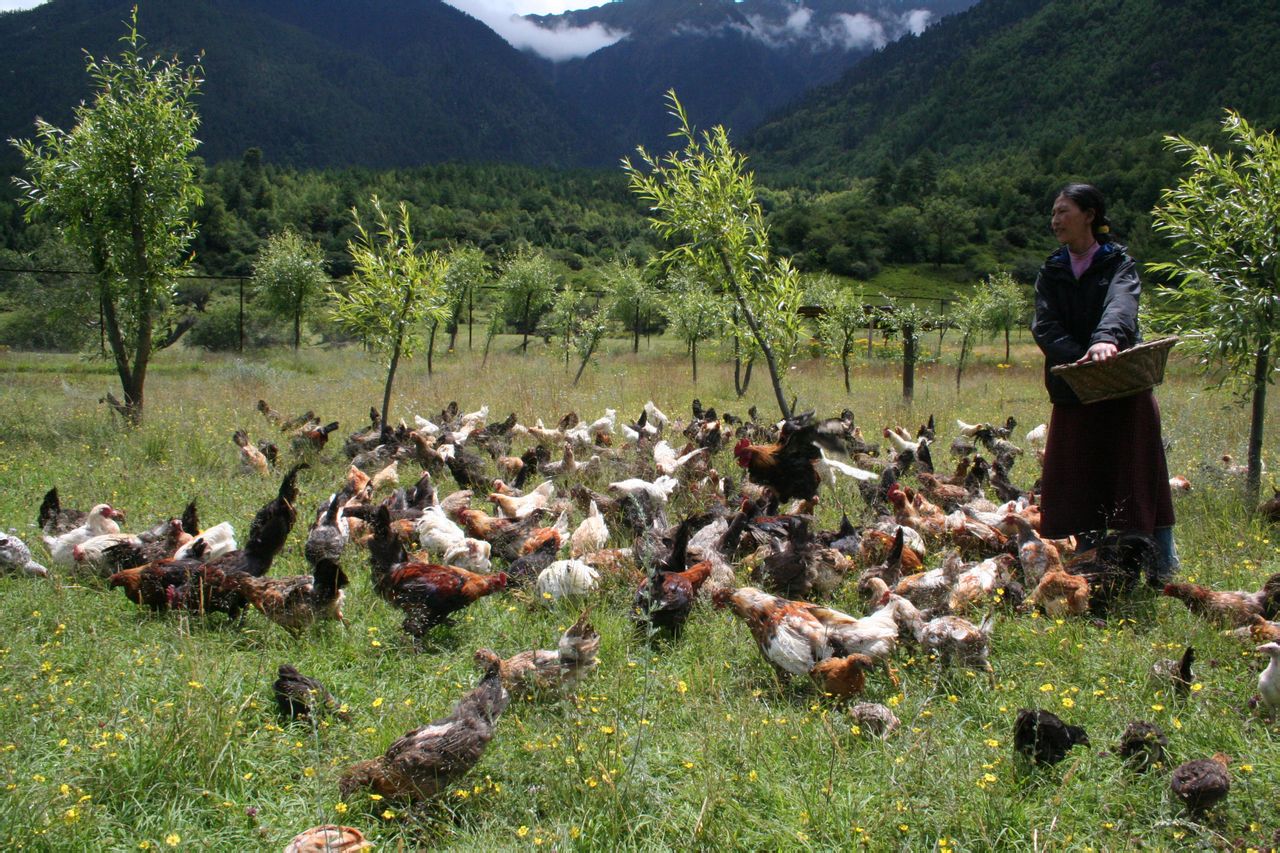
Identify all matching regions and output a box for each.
[1077,342,1118,364]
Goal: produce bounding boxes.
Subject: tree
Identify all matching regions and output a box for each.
[443,245,487,351]
[662,268,724,383]
[604,261,658,353]
[950,285,993,389]
[880,299,931,401]
[625,92,803,420]
[983,270,1028,364]
[329,197,448,428]
[814,277,869,393]
[1149,110,1280,504]
[254,229,328,350]
[499,248,558,354]
[11,12,203,424]
[921,196,973,267]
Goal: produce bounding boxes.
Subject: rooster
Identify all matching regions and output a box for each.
[339,660,509,801]
[367,505,507,639]
[633,519,714,637]
[732,417,848,503]
[473,611,600,699]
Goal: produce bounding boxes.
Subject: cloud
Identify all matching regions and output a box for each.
[443,0,626,61]
[0,0,48,11]
[823,12,887,50]
[901,9,933,36]
[689,5,936,54]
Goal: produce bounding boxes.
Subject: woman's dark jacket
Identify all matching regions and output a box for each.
[1031,242,1141,404]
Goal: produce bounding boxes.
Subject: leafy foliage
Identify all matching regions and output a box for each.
[253,229,328,349]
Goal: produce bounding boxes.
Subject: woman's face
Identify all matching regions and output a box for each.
[1051,195,1095,247]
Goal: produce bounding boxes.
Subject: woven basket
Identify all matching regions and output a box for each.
[1050,336,1179,404]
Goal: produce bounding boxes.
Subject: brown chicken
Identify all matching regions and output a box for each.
[1163,574,1280,628]
[1232,616,1280,644]
[1170,753,1231,814]
[473,611,600,698]
[273,664,350,721]
[1024,570,1090,617]
[367,505,507,639]
[1114,720,1168,773]
[454,507,548,562]
[1007,514,1061,588]
[236,556,349,634]
[857,527,924,576]
[888,484,947,542]
[633,520,714,636]
[338,660,509,801]
[810,654,875,701]
[291,421,339,454]
[713,586,832,677]
[732,418,846,503]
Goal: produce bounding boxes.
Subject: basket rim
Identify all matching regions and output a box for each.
[1049,336,1180,377]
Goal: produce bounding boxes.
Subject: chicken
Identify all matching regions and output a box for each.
[653,440,704,478]
[235,555,349,634]
[608,475,679,504]
[1149,646,1194,698]
[886,551,966,614]
[753,521,852,600]
[570,501,609,558]
[1170,754,1230,815]
[815,449,879,488]
[916,613,994,675]
[847,702,899,738]
[305,495,347,568]
[44,503,125,567]
[0,531,49,577]
[1064,531,1160,611]
[366,505,507,639]
[915,472,970,511]
[1232,616,1280,644]
[948,554,1018,614]
[536,559,599,601]
[284,825,370,853]
[505,537,561,588]
[338,659,509,801]
[415,505,468,557]
[810,654,875,701]
[442,538,492,573]
[75,518,191,577]
[857,527,924,576]
[1114,720,1168,773]
[291,421,340,454]
[633,520,713,636]
[1025,423,1048,451]
[1006,514,1060,588]
[1024,570,1090,617]
[37,487,87,537]
[273,664,350,721]
[369,460,400,495]
[455,508,549,563]
[1013,708,1089,766]
[173,521,237,562]
[713,586,832,677]
[732,418,848,502]
[887,484,946,542]
[489,480,555,519]
[814,590,912,662]
[1258,642,1280,712]
[473,611,600,698]
[1162,574,1280,628]
[233,429,270,475]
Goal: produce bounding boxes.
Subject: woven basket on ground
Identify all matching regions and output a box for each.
[1050,336,1179,404]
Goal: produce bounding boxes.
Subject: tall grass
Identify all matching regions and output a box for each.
[0,338,1276,851]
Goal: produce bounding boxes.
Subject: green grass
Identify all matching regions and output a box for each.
[0,339,1277,851]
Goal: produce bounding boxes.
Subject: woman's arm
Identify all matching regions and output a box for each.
[1090,255,1140,350]
[1031,274,1087,365]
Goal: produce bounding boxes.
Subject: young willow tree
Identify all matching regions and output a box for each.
[499,247,559,354]
[1150,110,1280,504]
[443,245,487,351]
[814,278,869,393]
[983,271,1028,365]
[604,261,658,353]
[950,284,993,390]
[330,197,448,429]
[11,14,203,424]
[254,229,328,350]
[662,268,724,383]
[625,92,803,420]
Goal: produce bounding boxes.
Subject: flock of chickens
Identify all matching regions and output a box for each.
[4,394,1280,836]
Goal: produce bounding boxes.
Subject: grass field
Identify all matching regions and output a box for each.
[0,336,1277,851]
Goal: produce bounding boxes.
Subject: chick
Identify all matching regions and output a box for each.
[1013,708,1089,766]
[1170,753,1230,815]
[338,660,509,801]
[1149,646,1195,698]
[273,665,350,721]
[847,702,900,738]
[1114,720,1168,773]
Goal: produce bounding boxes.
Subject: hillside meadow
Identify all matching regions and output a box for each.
[0,337,1277,851]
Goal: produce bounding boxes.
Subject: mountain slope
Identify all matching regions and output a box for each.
[748,0,1280,179]
[532,0,978,158]
[0,0,596,169]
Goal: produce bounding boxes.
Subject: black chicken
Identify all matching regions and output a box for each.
[273,664,350,721]
[731,416,848,503]
[1013,708,1089,766]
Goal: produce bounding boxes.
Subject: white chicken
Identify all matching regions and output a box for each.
[415,506,467,556]
[536,559,600,601]
[412,415,441,436]
[948,554,1016,613]
[816,448,878,486]
[643,401,669,430]
[1025,423,1048,450]
[608,475,679,503]
[819,592,914,661]
[173,521,238,561]
[653,441,704,477]
[489,481,555,519]
[0,531,49,577]
[1258,643,1280,711]
[570,501,609,557]
[443,538,492,573]
[44,504,124,567]
[955,419,985,437]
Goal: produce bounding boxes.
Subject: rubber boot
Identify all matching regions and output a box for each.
[1150,525,1179,586]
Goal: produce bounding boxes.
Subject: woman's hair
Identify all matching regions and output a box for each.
[1057,183,1113,243]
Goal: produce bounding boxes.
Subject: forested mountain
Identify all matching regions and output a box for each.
[531,0,977,158]
[748,0,1280,181]
[0,0,594,171]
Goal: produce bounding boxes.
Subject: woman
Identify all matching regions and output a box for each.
[1031,183,1177,582]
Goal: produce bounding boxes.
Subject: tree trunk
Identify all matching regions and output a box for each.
[1246,342,1269,506]
[841,344,851,394]
[935,322,948,358]
[691,339,699,383]
[468,288,474,349]
[427,319,438,376]
[741,359,754,395]
[717,250,790,420]
[520,291,533,354]
[956,331,972,390]
[482,321,496,368]
[902,323,916,402]
[573,336,599,386]
[867,318,875,357]
[1004,328,1011,364]
[633,298,641,354]
[381,332,403,431]
[238,277,245,353]
[293,301,301,350]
